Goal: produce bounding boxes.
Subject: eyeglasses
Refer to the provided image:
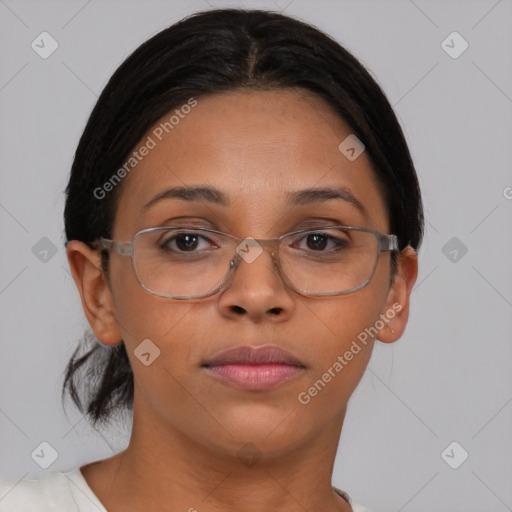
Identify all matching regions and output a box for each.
[97,225,398,299]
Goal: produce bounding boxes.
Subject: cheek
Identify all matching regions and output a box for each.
[305,270,388,359]
[109,258,197,353]
[112,287,205,420]
[305,295,377,377]
[295,264,391,408]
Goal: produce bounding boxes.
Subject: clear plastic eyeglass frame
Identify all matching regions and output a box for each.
[96,225,399,300]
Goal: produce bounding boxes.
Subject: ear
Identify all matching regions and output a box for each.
[377,246,418,343]
[66,240,123,346]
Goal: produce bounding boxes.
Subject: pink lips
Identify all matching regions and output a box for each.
[202,345,305,391]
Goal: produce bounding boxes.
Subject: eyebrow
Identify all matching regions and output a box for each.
[286,186,366,214]
[141,185,366,215]
[142,185,230,211]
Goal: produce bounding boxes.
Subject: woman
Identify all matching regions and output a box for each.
[0,7,422,511]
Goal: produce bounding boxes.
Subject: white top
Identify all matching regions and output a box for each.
[0,468,372,511]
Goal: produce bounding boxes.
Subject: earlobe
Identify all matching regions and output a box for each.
[377,246,418,344]
[66,240,123,346]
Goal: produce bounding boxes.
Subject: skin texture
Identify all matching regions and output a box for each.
[67,88,418,512]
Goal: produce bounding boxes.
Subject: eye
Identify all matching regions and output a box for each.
[290,231,349,253]
[160,231,220,253]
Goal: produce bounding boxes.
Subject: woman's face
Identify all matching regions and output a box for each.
[73,88,416,460]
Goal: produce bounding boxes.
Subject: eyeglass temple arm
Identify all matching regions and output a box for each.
[98,237,133,255]
[379,234,399,252]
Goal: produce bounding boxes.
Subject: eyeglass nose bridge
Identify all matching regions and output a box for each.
[218,237,308,302]
[229,236,282,266]
[226,236,287,287]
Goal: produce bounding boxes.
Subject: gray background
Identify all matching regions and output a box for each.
[1,1,511,511]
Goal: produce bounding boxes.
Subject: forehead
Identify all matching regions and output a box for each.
[113,88,388,235]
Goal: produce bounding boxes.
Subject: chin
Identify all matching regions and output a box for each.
[208,406,309,452]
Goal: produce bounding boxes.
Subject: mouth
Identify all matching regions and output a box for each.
[201,345,306,391]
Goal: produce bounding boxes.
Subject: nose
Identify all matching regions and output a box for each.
[217,244,295,322]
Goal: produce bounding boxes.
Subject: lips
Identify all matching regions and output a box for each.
[202,345,305,391]
[203,345,305,367]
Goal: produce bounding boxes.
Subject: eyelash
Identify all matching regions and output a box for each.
[158,230,349,256]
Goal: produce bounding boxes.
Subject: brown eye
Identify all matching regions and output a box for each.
[291,232,348,253]
[160,232,217,253]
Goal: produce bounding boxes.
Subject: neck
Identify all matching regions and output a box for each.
[81,399,352,512]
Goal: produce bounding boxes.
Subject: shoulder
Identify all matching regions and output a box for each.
[0,468,100,512]
[351,502,373,512]
[333,486,373,512]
